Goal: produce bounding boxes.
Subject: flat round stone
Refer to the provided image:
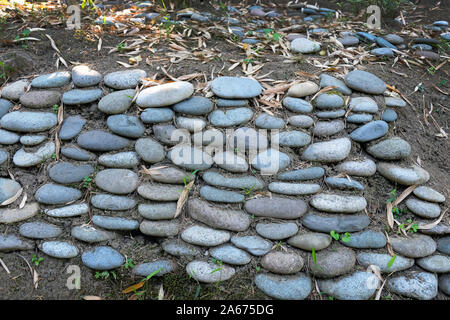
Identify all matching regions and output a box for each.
[19,222,62,239]
[19,90,61,108]
[71,225,116,243]
[211,76,262,99]
[313,120,345,136]
[283,97,313,113]
[82,246,124,270]
[269,182,321,195]
[244,197,307,219]
[77,130,129,152]
[390,234,437,258]
[309,247,356,278]
[40,241,79,258]
[208,108,254,127]
[34,183,82,205]
[144,165,188,184]
[262,251,304,274]
[62,89,103,105]
[340,230,386,248]
[98,89,135,114]
[256,222,298,240]
[61,146,96,161]
[201,171,264,190]
[188,198,250,232]
[255,273,312,300]
[346,114,373,124]
[302,213,370,233]
[32,71,71,88]
[0,178,21,203]
[136,81,194,107]
[162,239,201,257]
[13,142,55,167]
[344,70,386,94]
[278,167,324,181]
[1,111,57,133]
[133,260,177,277]
[106,114,145,138]
[255,113,286,129]
[288,232,332,251]
[44,203,89,218]
[98,152,139,168]
[251,149,290,174]
[17,135,45,146]
[1,80,29,100]
[287,81,319,98]
[186,261,235,283]
[213,151,248,173]
[200,185,245,203]
[406,197,441,219]
[314,93,344,109]
[48,162,94,184]
[413,186,445,203]
[350,120,388,142]
[290,38,321,54]
[302,137,351,162]
[91,194,136,211]
[138,183,182,201]
[176,116,206,133]
[336,159,376,177]
[387,272,438,300]
[95,169,138,194]
[231,235,271,256]
[138,202,177,220]
[417,254,450,273]
[140,108,174,123]
[0,99,13,118]
[181,225,230,246]
[325,177,364,191]
[385,97,406,108]
[140,220,180,237]
[72,65,102,87]
[210,244,251,265]
[349,97,378,113]
[153,124,190,146]
[104,69,146,89]
[275,130,311,147]
[173,96,213,115]
[168,146,213,171]
[367,137,411,160]
[92,215,139,231]
[59,116,86,140]
[377,162,430,186]
[318,271,379,300]
[0,203,39,224]
[319,74,352,95]
[357,252,413,273]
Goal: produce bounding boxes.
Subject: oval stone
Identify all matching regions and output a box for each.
[186,261,235,283]
[82,246,124,270]
[181,225,230,246]
[1,112,57,133]
[255,273,312,300]
[301,138,351,162]
[48,162,94,184]
[77,130,129,152]
[34,183,82,205]
[98,89,135,114]
[211,77,262,99]
[95,169,138,194]
[288,232,332,251]
[261,251,304,274]
[104,69,146,89]
[136,81,194,107]
[367,137,411,160]
[19,90,61,108]
[244,197,307,219]
[344,70,386,94]
[40,241,79,259]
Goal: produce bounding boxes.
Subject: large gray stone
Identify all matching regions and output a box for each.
[211,77,262,99]
[95,169,138,194]
[136,81,194,107]
[1,112,57,133]
[344,70,386,94]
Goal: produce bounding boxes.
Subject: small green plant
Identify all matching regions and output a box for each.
[182,169,198,187]
[416,83,425,92]
[330,231,351,242]
[242,184,256,196]
[82,176,93,189]
[255,265,261,272]
[117,42,126,52]
[124,258,135,270]
[387,254,397,269]
[52,104,59,113]
[428,66,436,75]
[386,188,397,203]
[243,57,254,65]
[437,79,447,87]
[81,0,94,10]
[51,153,56,160]
[95,270,117,280]
[31,255,44,267]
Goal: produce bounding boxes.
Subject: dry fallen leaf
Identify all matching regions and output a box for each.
[174,179,195,219]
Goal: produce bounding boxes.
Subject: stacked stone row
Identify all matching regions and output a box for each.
[0,66,448,299]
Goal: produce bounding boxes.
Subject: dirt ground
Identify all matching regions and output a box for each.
[0,0,449,300]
